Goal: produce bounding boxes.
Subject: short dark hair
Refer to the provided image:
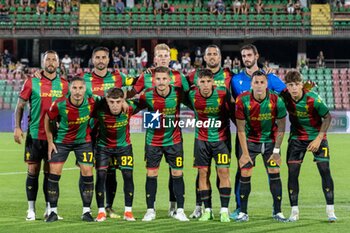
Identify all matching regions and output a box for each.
[285,70,303,83]
[198,68,213,79]
[205,45,221,56]
[69,76,85,84]
[154,66,170,75]
[43,50,58,57]
[240,44,258,55]
[251,70,267,80]
[92,47,109,57]
[106,87,124,99]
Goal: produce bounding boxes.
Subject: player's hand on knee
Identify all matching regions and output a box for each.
[14,127,23,144]
[307,138,321,152]
[48,143,58,160]
[239,154,253,168]
[267,153,281,166]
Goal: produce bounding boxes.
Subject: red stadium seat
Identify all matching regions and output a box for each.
[0,68,7,74]
[335,103,343,109]
[334,92,341,98]
[340,68,347,74]
[332,69,338,75]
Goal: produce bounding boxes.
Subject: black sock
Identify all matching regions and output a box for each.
[122,170,134,207]
[288,163,301,206]
[269,173,282,214]
[208,188,212,209]
[195,173,202,206]
[47,174,61,208]
[172,175,185,209]
[146,176,157,209]
[199,190,212,209]
[95,170,107,208]
[168,168,176,202]
[80,175,94,208]
[317,162,334,205]
[239,176,251,214]
[26,173,39,202]
[219,187,232,208]
[234,168,241,209]
[43,172,49,203]
[105,168,117,208]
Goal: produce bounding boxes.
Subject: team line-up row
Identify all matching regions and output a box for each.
[13,44,336,223]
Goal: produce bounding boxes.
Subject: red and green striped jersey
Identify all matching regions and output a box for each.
[235,90,287,143]
[93,100,138,148]
[138,85,184,146]
[186,67,232,89]
[19,73,68,140]
[188,86,233,142]
[47,95,97,144]
[133,68,189,93]
[282,90,329,140]
[83,70,133,96]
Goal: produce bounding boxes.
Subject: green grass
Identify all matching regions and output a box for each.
[0,132,349,233]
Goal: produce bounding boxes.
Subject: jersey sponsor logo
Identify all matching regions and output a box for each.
[40,90,64,98]
[106,119,128,128]
[68,115,90,125]
[251,113,273,121]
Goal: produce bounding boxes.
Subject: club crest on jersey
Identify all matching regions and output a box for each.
[143,110,161,129]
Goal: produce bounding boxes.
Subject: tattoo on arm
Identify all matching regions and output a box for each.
[275,117,286,148]
[15,98,26,129]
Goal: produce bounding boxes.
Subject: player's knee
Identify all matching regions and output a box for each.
[217,168,230,180]
[317,162,331,176]
[122,169,133,180]
[80,165,93,176]
[171,169,182,177]
[96,169,107,180]
[147,168,159,177]
[267,168,280,174]
[28,163,41,175]
[241,168,252,177]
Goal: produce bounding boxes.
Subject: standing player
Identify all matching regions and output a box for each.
[138,66,189,222]
[230,44,286,219]
[126,43,189,217]
[44,77,97,222]
[235,71,287,222]
[186,44,233,219]
[83,47,134,219]
[188,69,234,222]
[93,88,138,222]
[281,70,336,222]
[14,50,68,221]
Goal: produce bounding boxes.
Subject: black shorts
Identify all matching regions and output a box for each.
[24,134,48,163]
[287,139,330,164]
[49,143,94,166]
[238,141,279,169]
[193,139,231,168]
[95,145,134,170]
[145,143,184,170]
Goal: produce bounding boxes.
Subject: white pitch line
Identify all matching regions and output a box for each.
[0,167,79,175]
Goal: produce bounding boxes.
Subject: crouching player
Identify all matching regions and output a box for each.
[93,87,137,222]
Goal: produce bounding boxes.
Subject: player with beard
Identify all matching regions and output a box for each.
[44,77,98,222]
[14,50,68,221]
[82,47,134,221]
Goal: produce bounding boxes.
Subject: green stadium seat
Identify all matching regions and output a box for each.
[3,96,11,104]
[0,86,5,92]
[308,68,316,75]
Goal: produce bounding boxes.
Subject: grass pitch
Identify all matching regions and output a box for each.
[0,132,349,233]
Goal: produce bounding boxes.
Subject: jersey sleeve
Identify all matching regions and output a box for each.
[127,100,139,115]
[235,96,245,120]
[180,72,190,92]
[134,91,148,110]
[269,74,286,94]
[186,70,196,86]
[47,101,60,120]
[230,75,241,99]
[132,72,145,93]
[19,78,32,101]
[276,96,287,119]
[224,88,236,122]
[313,95,329,117]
